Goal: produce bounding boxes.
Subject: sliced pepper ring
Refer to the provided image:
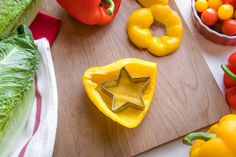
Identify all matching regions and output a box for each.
[127,3,183,57]
[138,0,169,8]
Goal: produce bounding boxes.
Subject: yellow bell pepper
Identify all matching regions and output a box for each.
[82,58,157,128]
[183,114,236,157]
[138,0,169,7]
[127,3,183,57]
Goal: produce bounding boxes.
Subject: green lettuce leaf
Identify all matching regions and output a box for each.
[0,24,39,157]
[0,0,44,37]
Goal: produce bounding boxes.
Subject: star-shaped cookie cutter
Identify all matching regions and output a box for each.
[100,66,151,113]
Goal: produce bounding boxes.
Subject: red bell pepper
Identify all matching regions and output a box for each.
[221,52,236,110]
[57,0,121,25]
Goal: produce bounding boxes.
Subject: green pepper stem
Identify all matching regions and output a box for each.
[221,64,236,81]
[183,132,216,146]
[104,0,115,16]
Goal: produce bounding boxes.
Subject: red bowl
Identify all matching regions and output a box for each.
[191,0,236,45]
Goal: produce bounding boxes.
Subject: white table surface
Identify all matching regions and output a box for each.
[139,1,236,157]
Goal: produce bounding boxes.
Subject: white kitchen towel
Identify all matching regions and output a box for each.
[9,38,58,157]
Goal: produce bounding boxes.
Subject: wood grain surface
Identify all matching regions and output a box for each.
[42,0,231,156]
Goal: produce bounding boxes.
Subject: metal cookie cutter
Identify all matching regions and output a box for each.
[100,66,151,113]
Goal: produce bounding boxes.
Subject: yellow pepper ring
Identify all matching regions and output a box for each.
[138,0,169,7]
[127,4,183,57]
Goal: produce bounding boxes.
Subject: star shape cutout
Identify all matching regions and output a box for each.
[100,67,150,113]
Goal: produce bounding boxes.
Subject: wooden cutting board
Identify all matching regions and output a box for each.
[42,0,230,156]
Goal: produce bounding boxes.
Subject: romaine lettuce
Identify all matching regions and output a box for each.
[0,24,39,157]
[0,0,44,37]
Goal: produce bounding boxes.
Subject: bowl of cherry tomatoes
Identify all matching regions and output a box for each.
[192,0,236,45]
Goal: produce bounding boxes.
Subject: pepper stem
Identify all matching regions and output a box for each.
[104,0,115,16]
[221,64,236,80]
[183,132,216,146]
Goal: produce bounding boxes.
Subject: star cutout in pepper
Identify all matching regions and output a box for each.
[100,67,150,113]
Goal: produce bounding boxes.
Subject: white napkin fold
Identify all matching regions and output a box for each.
[9,38,58,157]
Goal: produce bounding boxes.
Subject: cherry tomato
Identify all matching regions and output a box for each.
[234,10,236,18]
[195,0,208,12]
[218,4,234,20]
[201,8,218,26]
[223,0,236,8]
[222,19,236,35]
[208,0,223,10]
[223,0,234,3]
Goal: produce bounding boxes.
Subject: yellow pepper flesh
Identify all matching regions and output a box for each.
[183,114,236,157]
[127,3,183,57]
[138,0,169,7]
[82,58,157,128]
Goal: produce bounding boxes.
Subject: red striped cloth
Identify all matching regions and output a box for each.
[17,12,61,157]
[18,77,42,157]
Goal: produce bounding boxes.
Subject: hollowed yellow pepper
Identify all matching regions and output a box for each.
[82,58,157,128]
[183,114,236,157]
[138,0,169,7]
[127,3,183,57]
